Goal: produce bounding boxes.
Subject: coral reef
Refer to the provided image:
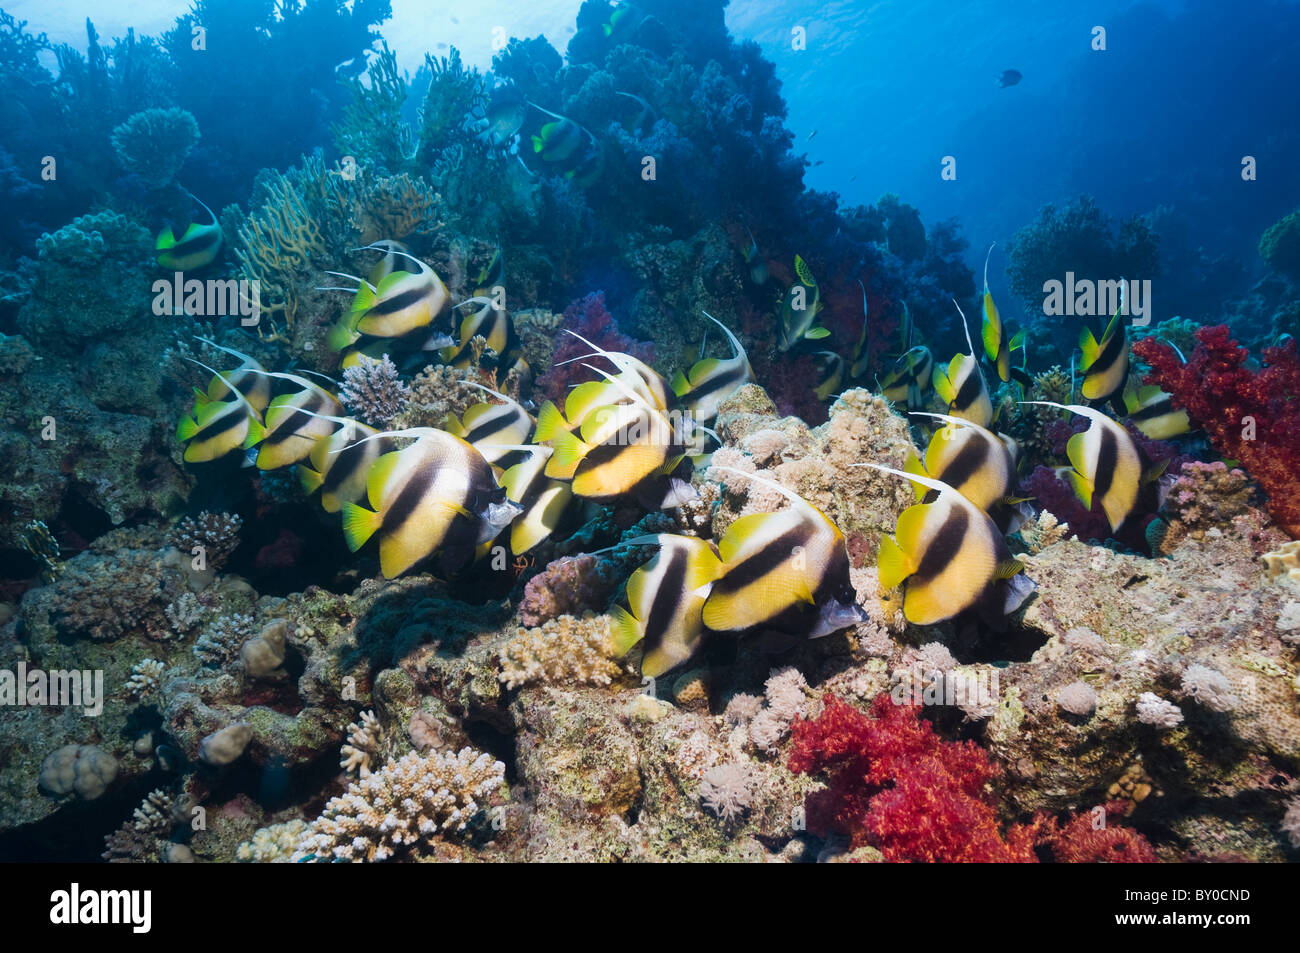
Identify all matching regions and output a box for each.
[340,354,411,427]
[1136,325,1300,537]
[110,107,199,189]
[498,614,623,690]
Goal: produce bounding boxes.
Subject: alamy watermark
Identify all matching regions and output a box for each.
[1,663,104,716]
[152,273,261,326]
[1041,274,1151,326]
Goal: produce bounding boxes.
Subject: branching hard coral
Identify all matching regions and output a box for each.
[125,658,165,701]
[331,40,412,173]
[237,820,311,862]
[193,613,256,667]
[498,613,622,689]
[167,511,242,570]
[518,554,623,627]
[392,363,480,430]
[340,710,386,777]
[340,354,410,427]
[164,592,210,638]
[110,107,199,189]
[699,761,756,822]
[295,747,505,862]
[1135,326,1300,537]
[131,788,177,836]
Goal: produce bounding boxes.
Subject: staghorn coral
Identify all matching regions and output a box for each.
[167,511,243,570]
[110,107,199,189]
[295,747,505,862]
[340,354,410,427]
[498,613,622,689]
[1135,326,1300,537]
[164,592,209,638]
[131,788,177,835]
[340,710,386,777]
[519,554,623,627]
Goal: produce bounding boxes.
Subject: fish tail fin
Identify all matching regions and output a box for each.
[341,502,382,552]
[607,605,643,658]
[669,368,690,398]
[531,135,545,153]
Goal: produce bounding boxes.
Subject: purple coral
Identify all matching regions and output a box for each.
[518,554,622,627]
[533,292,654,404]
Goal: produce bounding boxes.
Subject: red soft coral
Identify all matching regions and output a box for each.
[534,291,655,404]
[788,695,1040,862]
[789,695,1156,863]
[1134,325,1300,537]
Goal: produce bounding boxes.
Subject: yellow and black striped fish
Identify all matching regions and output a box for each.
[878,345,933,410]
[607,534,724,678]
[442,383,534,465]
[777,255,830,351]
[931,302,992,427]
[175,361,263,464]
[1023,402,1165,535]
[1122,384,1191,441]
[438,297,522,367]
[670,312,754,424]
[242,372,344,470]
[904,413,1020,514]
[471,246,504,296]
[547,396,683,500]
[979,243,1028,385]
[555,330,674,413]
[325,249,450,350]
[490,445,573,554]
[1078,303,1129,410]
[341,428,520,578]
[295,413,393,514]
[810,350,845,401]
[701,466,866,638]
[862,464,1036,626]
[156,194,223,271]
[193,338,272,412]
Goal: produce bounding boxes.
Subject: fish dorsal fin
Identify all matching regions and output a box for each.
[794,254,816,287]
[903,451,929,502]
[688,357,721,386]
[460,402,499,429]
[700,310,747,363]
[1065,430,1090,477]
[932,359,957,404]
[894,503,931,559]
[709,464,825,528]
[533,401,568,443]
[624,562,651,617]
[184,358,260,419]
[194,336,259,370]
[1078,325,1101,369]
[876,533,914,591]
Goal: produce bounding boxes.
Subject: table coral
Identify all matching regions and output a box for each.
[1135,325,1300,537]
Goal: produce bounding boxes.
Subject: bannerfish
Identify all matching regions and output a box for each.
[489,444,573,555]
[849,279,871,380]
[471,246,504,295]
[1022,402,1167,535]
[242,371,344,470]
[670,312,754,424]
[439,297,521,366]
[931,301,993,427]
[980,244,1029,385]
[859,463,1036,626]
[614,90,657,134]
[176,360,263,463]
[742,225,769,285]
[478,86,527,148]
[193,337,272,412]
[295,413,393,513]
[778,255,830,351]
[1122,384,1191,441]
[324,248,450,349]
[701,466,867,639]
[529,104,586,163]
[606,534,724,678]
[1078,300,1130,411]
[905,412,1030,532]
[878,344,934,410]
[341,428,520,578]
[156,193,223,271]
[442,382,534,465]
[811,350,845,401]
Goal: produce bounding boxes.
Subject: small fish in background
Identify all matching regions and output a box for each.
[606,534,724,678]
[741,225,769,285]
[1023,402,1167,536]
[1122,384,1191,441]
[777,255,830,351]
[859,463,1036,626]
[980,243,1030,386]
[670,312,754,424]
[470,245,504,295]
[295,413,392,513]
[1078,300,1130,413]
[602,1,647,40]
[807,128,818,141]
[702,467,866,639]
[998,69,1022,87]
[242,370,344,470]
[476,85,528,148]
[810,350,845,401]
[614,90,657,134]
[342,428,520,578]
[528,103,586,163]
[932,301,993,427]
[878,344,934,410]
[564,132,606,187]
[156,192,223,271]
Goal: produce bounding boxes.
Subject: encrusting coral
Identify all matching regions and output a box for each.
[498,613,622,689]
[294,747,506,862]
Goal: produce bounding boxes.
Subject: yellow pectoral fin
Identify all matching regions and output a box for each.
[365,449,405,507]
[1065,431,1090,477]
[546,428,589,479]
